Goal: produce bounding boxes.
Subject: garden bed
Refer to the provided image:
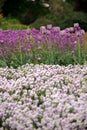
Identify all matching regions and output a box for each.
[0,23,87,130]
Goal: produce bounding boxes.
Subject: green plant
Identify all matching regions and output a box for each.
[0,17,30,30]
[30,16,53,29]
[56,12,87,31]
[0,41,87,68]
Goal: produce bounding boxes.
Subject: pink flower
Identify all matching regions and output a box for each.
[40,26,47,34]
[74,23,79,28]
[47,24,52,30]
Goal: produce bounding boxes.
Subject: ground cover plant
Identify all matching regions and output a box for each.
[0,64,87,130]
[0,23,86,68]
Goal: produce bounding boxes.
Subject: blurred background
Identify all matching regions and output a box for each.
[0,0,87,30]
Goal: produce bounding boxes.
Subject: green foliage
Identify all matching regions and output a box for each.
[0,17,29,30]
[56,12,87,31]
[1,0,49,25]
[0,40,87,68]
[1,0,87,32]
[30,1,87,31]
[30,11,87,31]
[0,51,31,68]
[30,16,53,29]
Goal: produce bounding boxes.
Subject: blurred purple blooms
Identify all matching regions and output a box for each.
[0,23,85,57]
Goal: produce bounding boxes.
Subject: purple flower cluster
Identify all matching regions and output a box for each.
[0,64,87,130]
[0,23,85,58]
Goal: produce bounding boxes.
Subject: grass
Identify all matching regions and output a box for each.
[0,15,30,30]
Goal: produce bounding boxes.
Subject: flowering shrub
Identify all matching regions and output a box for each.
[0,23,86,67]
[0,64,87,129]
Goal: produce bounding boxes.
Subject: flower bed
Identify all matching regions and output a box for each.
[0,23,85,55]
[0,23,86,67]
[0,64,87,130]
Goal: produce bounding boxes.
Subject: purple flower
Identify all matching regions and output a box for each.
[80,29,85,35]
[52,27,60,32]
[60,30,66,36]
[0,40,4,44]
[47,24,52,30]
[40,26,47,34]
[74,23,79,28]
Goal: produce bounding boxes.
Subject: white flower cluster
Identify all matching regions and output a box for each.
[0,64,87,130]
